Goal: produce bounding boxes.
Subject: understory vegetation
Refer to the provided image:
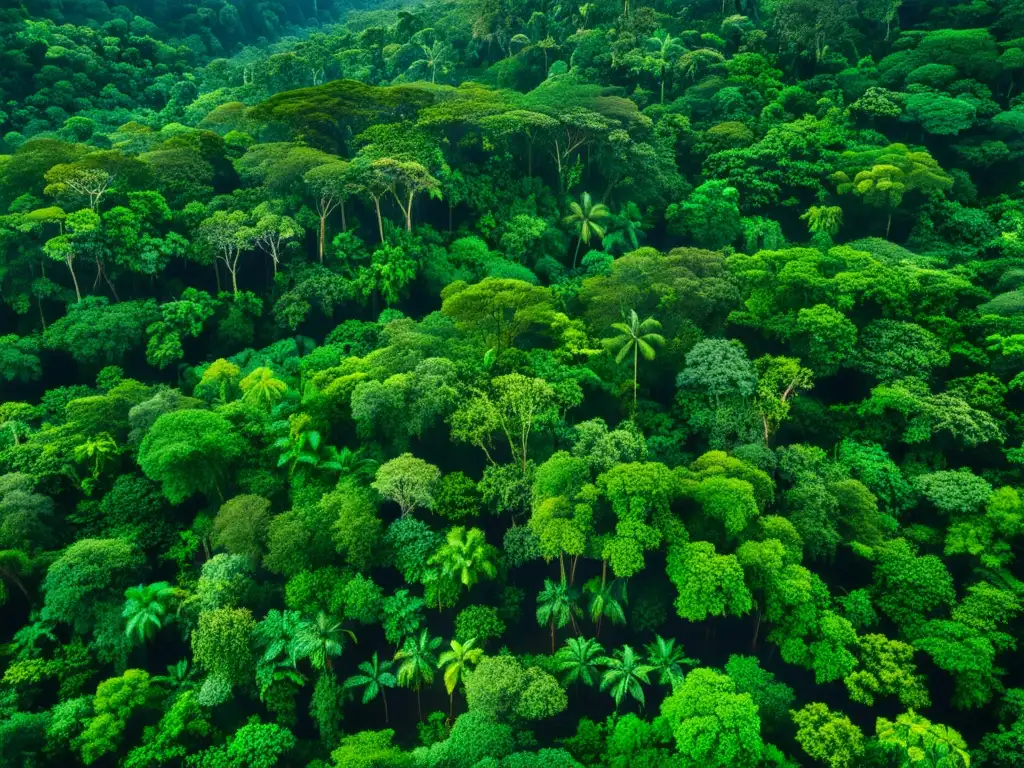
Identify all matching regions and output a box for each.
[2,0,1024,765]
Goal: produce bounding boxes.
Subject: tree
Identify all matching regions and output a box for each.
[369,157,442,233]
[240,367,288,410]
[138,410,245,504]
[122,582,177,646]
[372,453,441,516]
[583,573,627,637]
[44,166,113,212]
[439,637,484,719]
[42,538,143,635]
[191,608,256,694]
[296,611,355,672]
[345,652,398,723]
[564,192,610,267]
[754,355,814,445]
[251,206,301,276]
[678,339,758,406]
[555,636,605,689]
[660,668,765,768]
[792,703,866,768]
[429,526,498,599]
[801,206,843,237]
[645,635,698,687]
[43,208,99,303]
[725,655,795,734]
[854,320,949,382]
[537,578,579,653]
[78,669,152,765]
[212,495,272,564]
[395,628,441,720]
[410,41,451,83]
[875,711,969,768]
[199,210,254,296]
[598,645,655,710]
[668,180,741,249]
[440,279,560,353]
[330,729,412,768]
[603,310,665,409]
[304,160,351,262]
[602,202,647,255]
[833,144,953,239]
[646,31,684,104]
[73,432,118,492]
[666,541,752,622]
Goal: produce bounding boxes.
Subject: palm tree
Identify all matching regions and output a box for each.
[603,310,665,409]
[598,645,655,710]
[334,446,378,481]
[428,527,498,592]
[800,205,843,237]
[583,568,627,638]
[73,432,118,485]
[345,652,398,723]
[510,33,531,55]
[646,31,684,104]
[410,41,450,83]
[438,637,483,719]
[395,628,441,720]
[554,636,605,688]
[153,659,198,697]
[644,635,698,687]
[536,578,579,653]
[295,612,356,672]
[274,426,352,480]
[254,609,305,697]
[240,367,288,410]
[123,582,177,645]
[602,201,646,255]
[563,192,610,267]
[679,48,726,81]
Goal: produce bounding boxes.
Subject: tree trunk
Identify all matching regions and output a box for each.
[100,262,119,302]
[230,268,239,296]
[573,236,583,268]
[633,344,639,410]
[374,197,385,242]
[406,191,414,231]
[67,259,82,302]
[449,690,454,721]
[751,609,761,650]
[885,211,892,240]
[214,262,222,293]
[416,687,423,721]
[550,618,556,654]
[382,688,389,724]
[341,200,347,232]
[0,568,30,601]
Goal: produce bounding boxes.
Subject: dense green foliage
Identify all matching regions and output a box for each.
[2,0,1024,765]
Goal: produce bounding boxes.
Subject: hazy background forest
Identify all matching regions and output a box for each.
[1,0,1024,766]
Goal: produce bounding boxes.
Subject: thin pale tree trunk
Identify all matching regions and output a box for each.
[66,259,81,302]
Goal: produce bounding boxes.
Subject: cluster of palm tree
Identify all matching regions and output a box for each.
[553,634,697,710]
[274,421,377,481]
[344,629,484,723]
[250,608,356,704]
[536,567,631,652]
